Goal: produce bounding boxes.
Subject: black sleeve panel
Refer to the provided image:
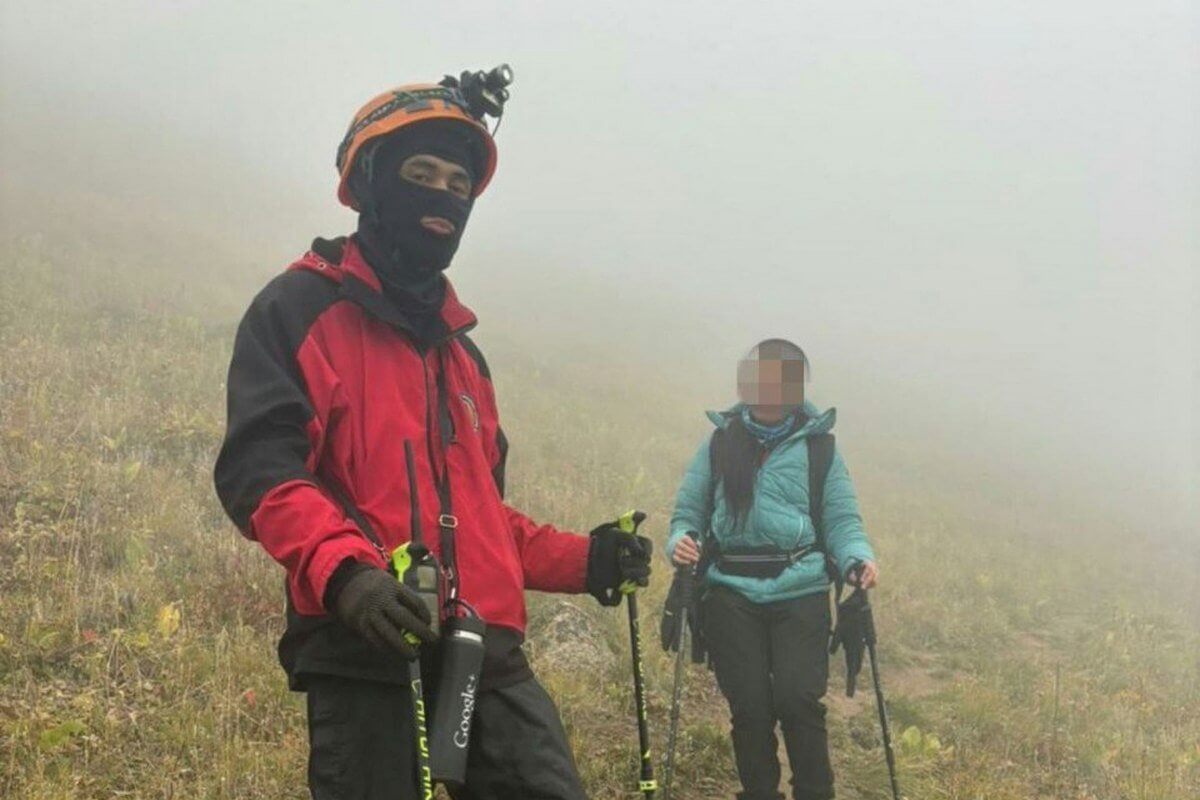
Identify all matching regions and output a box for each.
[458,333,507,497]
[493,426,509,498]
[457,333,492,379]
[213,270,341,532]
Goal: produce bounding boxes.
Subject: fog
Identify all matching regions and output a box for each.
[2,1,1195,537]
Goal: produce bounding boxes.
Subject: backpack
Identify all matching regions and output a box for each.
[660,428,837,663]
[696,427,837,581]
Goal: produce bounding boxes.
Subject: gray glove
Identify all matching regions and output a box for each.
[330,565,437,660]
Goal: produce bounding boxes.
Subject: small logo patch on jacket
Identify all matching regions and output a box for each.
[459,393,480,431]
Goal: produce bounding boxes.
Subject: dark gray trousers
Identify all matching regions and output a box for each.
[702,586,835,800]
[306,675,587,800]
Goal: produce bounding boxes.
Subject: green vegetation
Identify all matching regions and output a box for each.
[1,229,1196,799]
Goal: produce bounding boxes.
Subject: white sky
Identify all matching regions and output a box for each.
[2,1,1196,531]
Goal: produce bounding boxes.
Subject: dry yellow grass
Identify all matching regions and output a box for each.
[1,227,1196,799]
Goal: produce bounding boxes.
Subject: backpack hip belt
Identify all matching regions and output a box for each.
[714,543,818,579]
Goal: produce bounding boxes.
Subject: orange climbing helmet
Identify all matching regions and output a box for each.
[335,83,499,210]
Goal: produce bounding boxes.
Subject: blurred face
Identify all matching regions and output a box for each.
[738,357,805,422]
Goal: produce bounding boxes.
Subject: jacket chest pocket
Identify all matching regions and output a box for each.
[439,386,499,486]
[749,473,809,545]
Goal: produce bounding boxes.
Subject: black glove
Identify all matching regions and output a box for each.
[829,588,869,697]
[659,565,694,652]
[326,561,437,660]
[586,523,653,606]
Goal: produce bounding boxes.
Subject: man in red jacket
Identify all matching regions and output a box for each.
[214,76,652,799]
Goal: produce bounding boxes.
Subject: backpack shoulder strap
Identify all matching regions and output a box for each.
[806,433,836,553]
[692,428,724,576]
[707,427,723,508]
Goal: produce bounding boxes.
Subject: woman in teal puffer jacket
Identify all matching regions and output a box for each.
[667,338,878,800]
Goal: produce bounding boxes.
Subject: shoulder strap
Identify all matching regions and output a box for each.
[708,428,721,478]
[431,348,460,596]
[806,433,836,553]
[691,428,724,576]
[707,427,724,517]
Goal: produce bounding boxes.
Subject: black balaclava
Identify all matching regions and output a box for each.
[352,119,485,341]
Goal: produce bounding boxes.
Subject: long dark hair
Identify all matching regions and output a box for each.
[717,338,810,527]
[713,417,764,528]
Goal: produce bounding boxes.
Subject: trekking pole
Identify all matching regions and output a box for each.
[855,578,900,800]
[662,533,698,800]
[617,510,657,799]
[394,440,435,800]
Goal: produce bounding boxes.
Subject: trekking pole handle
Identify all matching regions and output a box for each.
[617,510,648,597]
[671,529,701,572]
[618,510,647,534]
[678,530,699,592]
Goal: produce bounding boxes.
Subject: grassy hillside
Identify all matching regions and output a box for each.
[1,227,1196,800]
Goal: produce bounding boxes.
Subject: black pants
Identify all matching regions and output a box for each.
[306,675,587,800]
[702,586,834,800]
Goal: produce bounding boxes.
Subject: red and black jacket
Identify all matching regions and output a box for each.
[214,236,590,688]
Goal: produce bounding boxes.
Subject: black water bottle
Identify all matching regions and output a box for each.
[429,615,487,785]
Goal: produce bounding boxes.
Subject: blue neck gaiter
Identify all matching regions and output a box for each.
[741,406,799,447]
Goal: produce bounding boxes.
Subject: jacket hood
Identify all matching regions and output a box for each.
[288,236,477,340]
[705,400,837,441]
